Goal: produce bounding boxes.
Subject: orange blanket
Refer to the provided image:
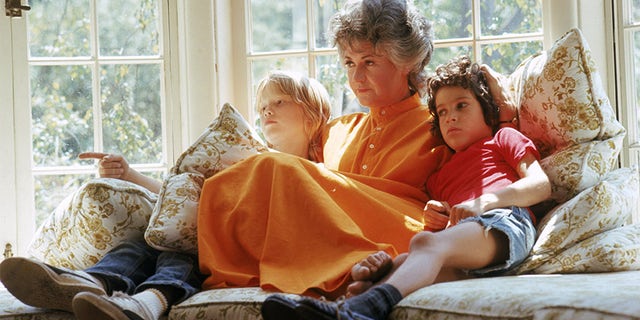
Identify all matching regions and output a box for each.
[197,94,449,297]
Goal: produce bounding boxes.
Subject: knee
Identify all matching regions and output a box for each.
[408,231,439,253]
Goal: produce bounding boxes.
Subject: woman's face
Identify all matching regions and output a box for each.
[341,40,411,108]
[258,84,309,154]
[434,86,493,152]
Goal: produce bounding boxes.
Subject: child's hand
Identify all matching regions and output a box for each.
[423,200,450,232]
[79,152,131,181]
[448,199,484,226]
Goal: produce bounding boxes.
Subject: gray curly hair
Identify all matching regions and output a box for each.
[328,0,434,97]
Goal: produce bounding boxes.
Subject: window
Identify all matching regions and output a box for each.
[616,0,640,169]
[0,0,173,253]
[241,0,351,121]
[238,0,543,123]
[615,0,640,223]
[25,0,172,227]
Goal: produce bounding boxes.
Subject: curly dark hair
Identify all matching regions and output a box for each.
[426,56,500,138]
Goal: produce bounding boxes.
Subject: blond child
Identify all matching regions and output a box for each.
[1,70,331,320]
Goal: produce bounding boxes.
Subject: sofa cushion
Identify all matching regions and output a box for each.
[514,167,639,274]
[168,271,640,320]
[389,271,640,319]
[508,28,626,203]
[144,103,268,254]
[169,287,274,320]
[3,272,640,320]
[26,178,156,270]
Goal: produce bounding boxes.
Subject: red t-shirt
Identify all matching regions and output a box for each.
[426,127,539,207]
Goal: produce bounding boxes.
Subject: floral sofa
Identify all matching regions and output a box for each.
[2,28,640,320]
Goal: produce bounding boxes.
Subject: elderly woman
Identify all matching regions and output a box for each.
[197,0,450,298]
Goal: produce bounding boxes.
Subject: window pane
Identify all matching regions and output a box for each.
[28,0,91,57]
[480,0,542,36]
[31,65,94,167]
[416,0,472,40]
[633,0,640,22]
[98,0,161,56]
[101,64,163,164]
[250,0,308,52]
[481,41,543,74]
[34,174,94,226]
[314,0,347,48]
[251,56,308,92]
[316,54,361,115]
[429,46,474,73]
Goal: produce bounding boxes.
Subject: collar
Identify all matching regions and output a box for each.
[368,93,422,124]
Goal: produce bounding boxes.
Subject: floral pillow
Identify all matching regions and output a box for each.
[27,178,157,270]
[144,103,269,254]
[513,167,639,274]
[539,138,623,202]
[508,28,626,203]
[531,223,640,274]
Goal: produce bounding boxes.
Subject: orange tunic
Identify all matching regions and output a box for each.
[197,94,450,296]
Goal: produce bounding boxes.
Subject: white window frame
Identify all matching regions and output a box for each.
[613,0,640,222]
[614,0,640,169]
[0,12,21,257]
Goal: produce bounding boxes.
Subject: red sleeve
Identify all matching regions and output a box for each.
[494,127,540,169]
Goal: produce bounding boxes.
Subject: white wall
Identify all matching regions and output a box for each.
[174,0,219,151]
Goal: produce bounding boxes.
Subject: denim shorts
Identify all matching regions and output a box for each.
[460,206,536,276]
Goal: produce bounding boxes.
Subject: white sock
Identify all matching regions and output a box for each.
[132,289,168,320]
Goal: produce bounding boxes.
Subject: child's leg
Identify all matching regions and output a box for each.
[265,222,509,320]
[385,221,508,297]
[347,248,472,297]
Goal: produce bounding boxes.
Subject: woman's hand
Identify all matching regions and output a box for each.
[481,64,518,129]
[79,152,130,180]
[423,200,450,232]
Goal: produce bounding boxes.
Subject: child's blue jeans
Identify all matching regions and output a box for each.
[85,238,203,303]
[462,206,536,277]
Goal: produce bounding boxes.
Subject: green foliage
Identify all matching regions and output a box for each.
[29,0,162,223]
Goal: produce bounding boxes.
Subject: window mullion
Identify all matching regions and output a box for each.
[472,0,481,60]
[90,0,103,156]
[307,0,315,77]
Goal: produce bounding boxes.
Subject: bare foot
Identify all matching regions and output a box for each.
[347,251,393,297]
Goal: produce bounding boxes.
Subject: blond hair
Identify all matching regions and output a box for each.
[255,71,332,161]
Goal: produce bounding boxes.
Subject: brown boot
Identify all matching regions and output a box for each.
[0,257,106,312]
